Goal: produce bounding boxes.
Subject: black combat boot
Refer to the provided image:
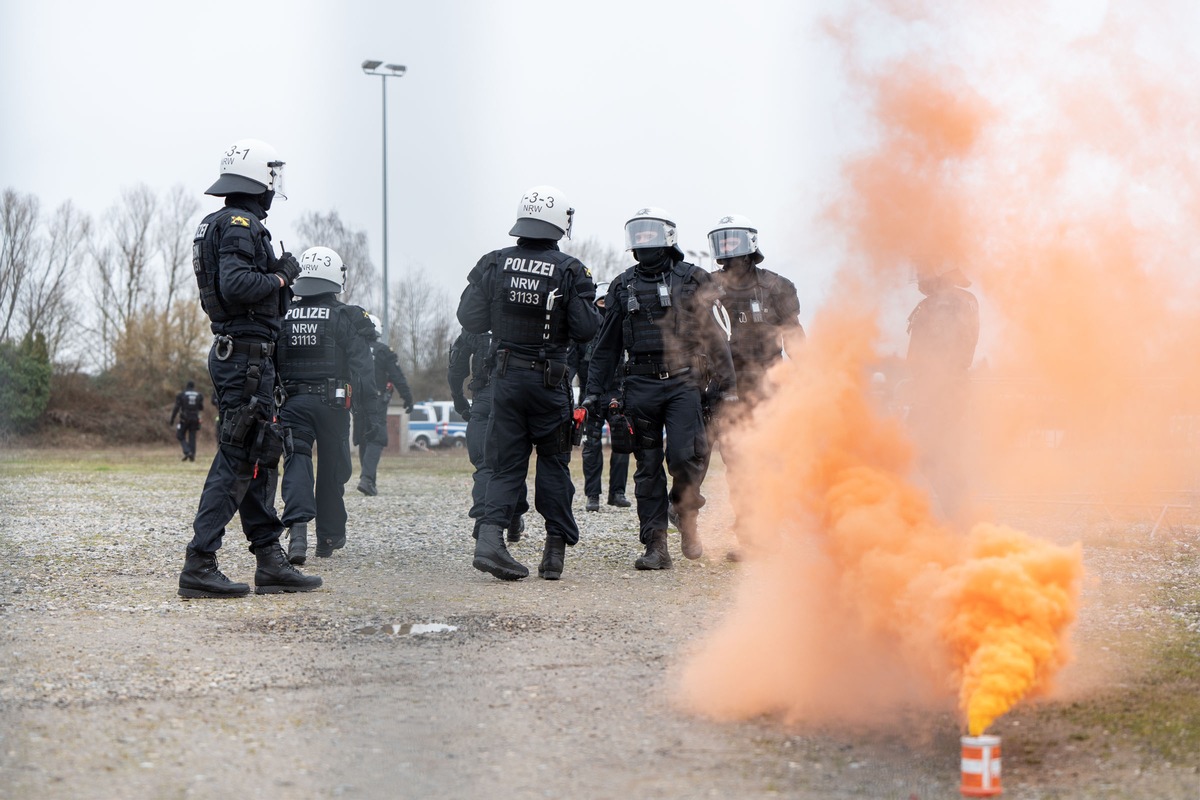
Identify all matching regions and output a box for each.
[473,523,529,581]
[287,523,308,565]
[254,540,323,594]
[677,510,703,560]
[178,548,250,598]
[357,476,378,496]
[507,515,525,543]
[607,491,631,508]
[586,496,600,512]
[634,529,672,570]
[538,534,566,580]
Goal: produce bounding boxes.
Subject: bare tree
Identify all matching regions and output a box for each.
[0,189,41,341]
[87,185,159,370]
[294,210,380,311]
[390,273,455,398]
[563,236,628,283]
[156,184,199,312]
[24,201,88,364]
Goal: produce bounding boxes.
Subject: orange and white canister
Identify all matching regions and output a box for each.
[960,734,1002,797]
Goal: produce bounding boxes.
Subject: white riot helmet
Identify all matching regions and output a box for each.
[509,185,574,240]
[624,207,685,260]
[205,138,286,197]
[708,214,764,264]
[292,246,346,296]
[594,280,611,308]
[366,313,383,339]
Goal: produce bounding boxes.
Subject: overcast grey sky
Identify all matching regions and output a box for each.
[1,0,855,321]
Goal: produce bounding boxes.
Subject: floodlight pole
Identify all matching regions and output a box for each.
[361,60,406,342]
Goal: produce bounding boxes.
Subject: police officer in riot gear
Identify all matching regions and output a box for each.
[585,208,737,570]
[448,328,529,541]
[569,281,631,512]
[709,215,803,400]
[277,247,380,564]
[353,314,414,497]
[170,380,205,461]
[456,185,600,581]
[178,137,322,599]
[906,263,979,523]
[708,215,802,561]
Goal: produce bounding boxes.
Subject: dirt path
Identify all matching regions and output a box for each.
[0,447,1197,799]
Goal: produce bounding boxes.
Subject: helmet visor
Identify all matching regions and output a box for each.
[709,229,754,260]
[625,219,669,250]
[269,161,286,200]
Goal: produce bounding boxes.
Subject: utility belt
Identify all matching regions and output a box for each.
[624,360,692,380]
[283,379,351,409]
[494,349,568,389]
[213,335,275,361]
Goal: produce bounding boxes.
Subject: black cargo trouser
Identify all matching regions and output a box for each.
[582,403,629,499]
[623,374,710,544]
[481,364,578,544]
[467,384,528,533]
[354,401,389,482]
[281,394,353,545]
[178,417,200,457]
[189,341,284,554]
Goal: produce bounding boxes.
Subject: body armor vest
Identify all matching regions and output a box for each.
[191,207,279,327]
[722,270,786,364]
[276,298,345,385]
[490,246,574,348]
[619,263,699,363]
[181,390,203,417]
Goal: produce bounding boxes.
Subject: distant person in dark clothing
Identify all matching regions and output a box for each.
[906,263,979,523]
[353,314,414,497]
[170,380,205,461]
[569,281,630,513]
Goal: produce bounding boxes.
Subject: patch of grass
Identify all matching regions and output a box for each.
[1039,557,1200,762]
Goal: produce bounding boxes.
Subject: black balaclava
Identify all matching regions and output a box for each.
[719,255,756,287]
[225,190,274,219]
[633,247,671,276]
[516,237,559,250]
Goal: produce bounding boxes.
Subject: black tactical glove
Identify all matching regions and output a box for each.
[274,251,302,286]
[403,395,415,414]
[453,395,471,421]
[581,394,599,416]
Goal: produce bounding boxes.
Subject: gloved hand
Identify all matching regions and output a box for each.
[403,395,415,414]
[274,251,302,286]
[364,419,383,442]
[453,395,471,421]
[581,394,599,416]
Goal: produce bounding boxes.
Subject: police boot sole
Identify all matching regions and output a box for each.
[472,556,529,581]
[539,567,562,580]
[634,557,671,571]
[255,580,323,595]
[178,585,250,599]
[288,553,307,566]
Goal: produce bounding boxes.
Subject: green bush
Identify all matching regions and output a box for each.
[0,333,52,433]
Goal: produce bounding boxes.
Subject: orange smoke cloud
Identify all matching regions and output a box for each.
[679,309,1082,735]
[676,2,1200,734]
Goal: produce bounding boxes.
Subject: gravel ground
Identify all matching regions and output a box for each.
[0,444,1198,799]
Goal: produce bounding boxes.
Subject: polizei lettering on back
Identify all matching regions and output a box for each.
[503,257,556,277]
[285,306,331,320]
